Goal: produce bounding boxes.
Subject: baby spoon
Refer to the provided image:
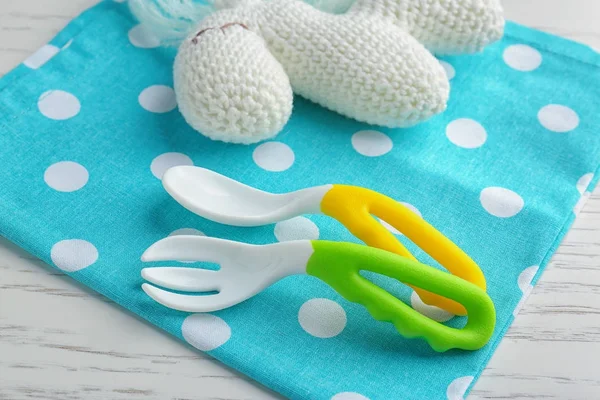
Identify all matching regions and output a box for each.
[162,166,485,315]
[141,236,496,352]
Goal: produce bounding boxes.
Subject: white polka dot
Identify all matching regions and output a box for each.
[517,265,538,293]
[538,104,579,133]
[576,173,593,194]
[169,228,205,237]
[38,90,81,120]
[379,202,422,235]
[252,142,295,172]
[379,219,400,235]
[62,39,73,50]
[298,298,346,338]
[503,44,542,72]
[23,44,60,69]
[51,239,98,272]
[331,393,370,400]
[401,202,422,217]
[574,192,591,216]
[411,292,454,322]
[182,314,231,351]
[274,217,319,242]
[351,130,393,157]
[128,24,160,48]
[44,161,89,192]
[514,265,539,317]
[139,85,177,113]
[446,119,487,149]
[440,61,455,80]
[447,376,474,400]
[480,187,524,218]
[150,152,193,180]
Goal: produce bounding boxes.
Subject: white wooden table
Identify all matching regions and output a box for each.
[1,1,599,399]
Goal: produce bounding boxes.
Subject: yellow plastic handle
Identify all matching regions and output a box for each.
[320,184,486,315]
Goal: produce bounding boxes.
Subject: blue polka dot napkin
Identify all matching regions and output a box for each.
[1,1,599,399]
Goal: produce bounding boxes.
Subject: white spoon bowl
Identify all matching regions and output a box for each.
[162,166,332,226]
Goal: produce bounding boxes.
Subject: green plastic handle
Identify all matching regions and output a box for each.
[306,241,496,352]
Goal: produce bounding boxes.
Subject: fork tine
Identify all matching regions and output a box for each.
[141,267,221,292]
[141,236,244,263]
[141,283,244,313]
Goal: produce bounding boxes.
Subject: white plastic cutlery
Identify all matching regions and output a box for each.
[140,167,498,351]
[162,166,331,226]
[159,166,488,315]
[141,235,497,352]
[141,236,312,312]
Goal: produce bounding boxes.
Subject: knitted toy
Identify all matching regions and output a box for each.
[131,0,505,144]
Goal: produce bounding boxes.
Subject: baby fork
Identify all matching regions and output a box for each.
[141,236,496,352]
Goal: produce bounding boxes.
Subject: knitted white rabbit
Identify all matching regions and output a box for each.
[131,0,504,144]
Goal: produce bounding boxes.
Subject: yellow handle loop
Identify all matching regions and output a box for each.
[320,184,486,315]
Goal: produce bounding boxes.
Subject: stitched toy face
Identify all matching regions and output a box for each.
[133,0,505,144]
[175,20,294,144]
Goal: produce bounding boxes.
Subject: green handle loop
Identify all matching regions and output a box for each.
[306,241,496,352]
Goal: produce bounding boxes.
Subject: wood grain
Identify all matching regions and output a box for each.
[1,1,599,399]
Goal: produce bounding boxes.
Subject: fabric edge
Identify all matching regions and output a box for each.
[0,1,118,94]
[505,21,600,67]
[465,170,600,399]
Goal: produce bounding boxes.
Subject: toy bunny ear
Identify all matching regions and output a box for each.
[128,0,216,46]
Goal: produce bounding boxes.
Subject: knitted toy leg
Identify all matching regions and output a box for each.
[250,1,450,128]
[347,0,505,55]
